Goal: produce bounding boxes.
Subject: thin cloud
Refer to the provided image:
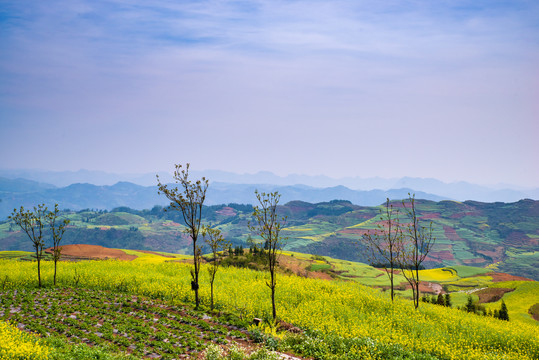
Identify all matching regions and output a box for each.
[0,0,538,186]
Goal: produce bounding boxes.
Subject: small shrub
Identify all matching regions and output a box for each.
[248,328,264,343]
[444,293,452,307]
[248,347,280,360]
[227,344,247,360]
[204,343,224,360]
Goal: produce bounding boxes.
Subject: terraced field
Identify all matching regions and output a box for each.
[1,199,538,280]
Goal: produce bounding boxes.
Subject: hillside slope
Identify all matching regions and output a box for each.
[0,253,537,359]
[1,199,538,280]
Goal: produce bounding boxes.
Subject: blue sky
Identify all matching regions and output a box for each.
[1,0,538,187]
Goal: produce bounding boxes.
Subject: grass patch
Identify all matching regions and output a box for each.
[451,265,491,278]
[307,263,331,272]
[0,250,33,259]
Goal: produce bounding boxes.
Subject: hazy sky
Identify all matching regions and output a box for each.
[1,0,538,187]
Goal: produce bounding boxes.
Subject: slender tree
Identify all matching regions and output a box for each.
[47,204,70,286]
[361,198,403,302]
[397,194,435,309]
[9,204,48,287]
[248,190,287,321]
[202,225,230,310]
[157,163,208,309]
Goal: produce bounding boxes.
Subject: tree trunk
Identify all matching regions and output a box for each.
[54,259,57,286]
[271,285,276,320]
[193,235,199,309]
[37,256,42,288]
[210,280,214,310]
[414,281,419,309]
[410,280,417,309]
[194,278,199,309]
[270,270,276,320]
[390,269,394,302]
[414,264,420,308]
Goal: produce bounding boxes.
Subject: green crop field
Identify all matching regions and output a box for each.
[0,250,32,259]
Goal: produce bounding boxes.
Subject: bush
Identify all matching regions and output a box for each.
[249,347,280,360]
[204,343,224,360]
[227,344,247,360]
[498,300,509,321]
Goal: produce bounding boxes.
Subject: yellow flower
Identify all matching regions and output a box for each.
[0,321,49,360]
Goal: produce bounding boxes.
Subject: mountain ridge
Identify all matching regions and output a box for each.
[0,177,448,219]
[1,168,537,203]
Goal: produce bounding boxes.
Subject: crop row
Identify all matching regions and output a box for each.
[0,288,248,359]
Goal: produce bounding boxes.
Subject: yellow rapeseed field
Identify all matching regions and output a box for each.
[0,258,537,359]
[0,320,49,360]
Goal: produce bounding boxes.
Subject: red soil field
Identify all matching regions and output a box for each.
[216,207,237,216]
[45,244,137,261]
[278,255,333,281]
[462,258,487,265]
[340,228,371,236]
[420,213,440,220]
[443,226,463,241]
[162,222,181,227]
[475,288,514,303]
[484,272,533,282]
[476,246,504,263]
[430,250,455,261]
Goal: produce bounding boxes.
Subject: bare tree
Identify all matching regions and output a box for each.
[248,190,287,321]
[361,198,403,302]
[202,225,230,310]
[397,194,435,309]
[9,204,48,287]
[157,163,208,309]
[47,204,70,286]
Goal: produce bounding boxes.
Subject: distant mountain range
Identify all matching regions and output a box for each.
[1,170,538,280]
[0,177,447,219]
[1,169,538,203]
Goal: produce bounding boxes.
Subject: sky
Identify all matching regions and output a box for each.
[1,0,538,187]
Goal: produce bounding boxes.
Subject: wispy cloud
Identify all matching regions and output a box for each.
[1,0,538,186]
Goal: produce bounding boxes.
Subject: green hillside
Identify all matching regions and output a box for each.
[1,199,538,280]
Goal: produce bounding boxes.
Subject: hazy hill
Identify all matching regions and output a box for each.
[0,177,56,193]
[205,182,446,206]
[392,177,538,203]
[1,168,537,202]
[0,178,446,219]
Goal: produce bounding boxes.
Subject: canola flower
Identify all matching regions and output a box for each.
[1,258,538,360]
[0,320,49,360]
